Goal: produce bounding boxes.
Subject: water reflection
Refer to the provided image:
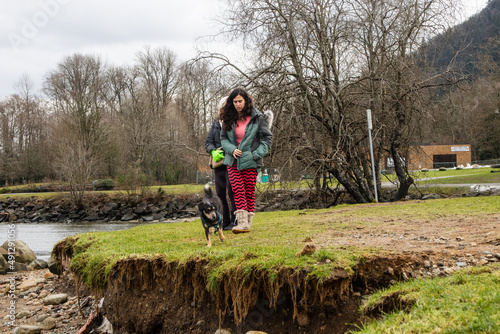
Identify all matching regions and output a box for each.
[0,222,150,261]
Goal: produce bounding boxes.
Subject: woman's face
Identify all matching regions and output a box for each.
[233,95,246,112]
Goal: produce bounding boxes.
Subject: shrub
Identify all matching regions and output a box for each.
[0,188,10,194]
[95,179,115,190]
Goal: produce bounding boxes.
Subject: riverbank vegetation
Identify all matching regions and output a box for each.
[358,264,500,333]
[54,196,500,332]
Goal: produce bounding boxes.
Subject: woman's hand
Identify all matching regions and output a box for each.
[233,149,242,159]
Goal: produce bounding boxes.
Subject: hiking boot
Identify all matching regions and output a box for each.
[223,222,236,231]
[232,210,250,234]
[247,212,255,228]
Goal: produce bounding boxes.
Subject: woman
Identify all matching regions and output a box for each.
[205,97,236,230]
[220,88,273,233]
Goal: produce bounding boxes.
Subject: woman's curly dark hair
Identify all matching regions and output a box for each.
[221,88,254,131]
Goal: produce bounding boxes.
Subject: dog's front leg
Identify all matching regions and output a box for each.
[205,227,212,247]
[219,229,225,242]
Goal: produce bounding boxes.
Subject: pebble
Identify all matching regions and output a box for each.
[1,269,94,334]
[43,293,68,306]
[13,325,44,334]
[444,268,455,275]
[17,310,32,319]
[477,259,489,266]
[215,329,232,334]
[42,317,57,330]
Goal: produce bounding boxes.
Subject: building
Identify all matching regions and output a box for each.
[409,144,472,170]
[384,144,472,170]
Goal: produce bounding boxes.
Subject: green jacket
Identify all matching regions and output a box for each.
[221,108,273,170]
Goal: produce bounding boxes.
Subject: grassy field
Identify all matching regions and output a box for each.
[357,264,500,334]
[412,167,500,185]
[56,195,500,333]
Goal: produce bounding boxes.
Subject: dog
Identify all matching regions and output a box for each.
[198,184,225,247]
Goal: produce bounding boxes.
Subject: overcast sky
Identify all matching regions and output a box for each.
[0,0,489,98]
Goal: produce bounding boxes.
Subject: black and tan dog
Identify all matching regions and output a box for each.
[198,184,225,247]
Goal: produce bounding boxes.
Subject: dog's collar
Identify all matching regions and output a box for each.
[202,211,222,233]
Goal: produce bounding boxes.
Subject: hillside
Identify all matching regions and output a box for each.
[423,0,500,76]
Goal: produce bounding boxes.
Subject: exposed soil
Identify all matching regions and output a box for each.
[1,202,499,334]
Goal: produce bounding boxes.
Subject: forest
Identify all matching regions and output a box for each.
[1,0,500,204]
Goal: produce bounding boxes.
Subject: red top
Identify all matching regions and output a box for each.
[235,116,250,145]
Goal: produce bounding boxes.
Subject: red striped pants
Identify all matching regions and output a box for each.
[227,164,258,212]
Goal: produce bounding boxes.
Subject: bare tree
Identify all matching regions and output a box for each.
[212,0,462,203]
[44,54,109,207]
[0,99,19,186]
[0,75,49,186]
[105,47,195,184]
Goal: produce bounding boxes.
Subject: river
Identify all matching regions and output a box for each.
[0,221,151,261]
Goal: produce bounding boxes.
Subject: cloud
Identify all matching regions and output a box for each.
[0,0,223,97]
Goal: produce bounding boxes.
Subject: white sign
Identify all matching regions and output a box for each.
[451,146,469,152]
[366,109,372,130]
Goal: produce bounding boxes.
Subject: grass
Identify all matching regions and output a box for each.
[62,208,373,289]
[413,167,500,185]
[353,264,500,334]
[54,195,500,331]
[59,196,500,288]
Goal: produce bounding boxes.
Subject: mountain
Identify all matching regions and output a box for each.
[423,0,500,76]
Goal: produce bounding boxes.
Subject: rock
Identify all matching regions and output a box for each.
[29,259,48,270]
[422,194,441,200]
[456,262,467,268]
[13,325,44,334]
[246,332,268,334]
[18,278,38,291]
[1,240,37,264]
[120,213,136,221]
[477,259,489,266]
[44,271,56,280]
[0,246,7,258]
[214,329,232,334]
[43,293,68,305]
[0,254,8,274]
[95,316,113,333]
[39,290,49,298]
[297,311,310,327]
[17,310,31,319]
[14,262,29,272]
[36,314,49,323]
[444,267,454,275]
[84,214,100,221]
[47,257,62,275]
[42,317,57,330]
